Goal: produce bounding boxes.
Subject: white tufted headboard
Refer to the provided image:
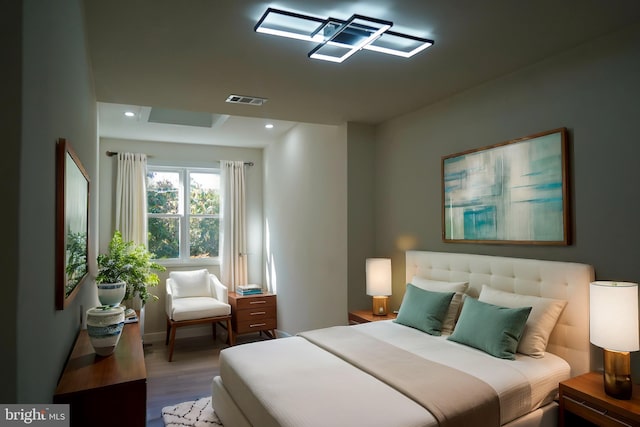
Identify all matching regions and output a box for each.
[405,251,595,376]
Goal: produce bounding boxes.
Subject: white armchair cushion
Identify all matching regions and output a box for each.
[169,269,211,298]
[170,297,231,321]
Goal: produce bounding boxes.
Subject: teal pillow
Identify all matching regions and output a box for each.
[447,298,532,360]
[393,284,455,336]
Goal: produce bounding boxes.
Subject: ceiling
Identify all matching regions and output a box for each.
[84,0,640,146]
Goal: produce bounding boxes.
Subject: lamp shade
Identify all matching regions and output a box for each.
[590,281,639,352]
[366,258,392,296]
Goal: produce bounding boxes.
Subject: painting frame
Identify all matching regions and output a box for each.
[56,138,90,310]
[442,128,569,245]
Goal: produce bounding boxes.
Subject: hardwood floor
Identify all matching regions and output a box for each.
[144,327,269,426]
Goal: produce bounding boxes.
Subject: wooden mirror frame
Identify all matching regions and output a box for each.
[56,138,90,310]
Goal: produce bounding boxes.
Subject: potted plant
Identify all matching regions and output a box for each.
[96,231,166,307]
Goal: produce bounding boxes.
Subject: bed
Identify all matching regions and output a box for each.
[212,251,595,427]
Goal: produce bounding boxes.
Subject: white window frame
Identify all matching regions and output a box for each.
[147,165,221,266]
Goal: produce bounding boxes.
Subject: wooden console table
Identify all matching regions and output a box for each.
[54,322,147,427]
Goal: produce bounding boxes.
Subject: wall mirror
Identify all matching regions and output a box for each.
[56,138,90,310]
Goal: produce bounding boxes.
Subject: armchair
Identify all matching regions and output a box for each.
[165,269,234,361]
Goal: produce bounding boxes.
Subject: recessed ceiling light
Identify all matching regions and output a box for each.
[124,111,135,117]
[265,124,274,129]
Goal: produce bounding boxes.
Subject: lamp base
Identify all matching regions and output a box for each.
[603,349,633,400]
[372,296,389,316]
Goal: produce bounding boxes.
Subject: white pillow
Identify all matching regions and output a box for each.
[478,285,567,358]
[169,269,211,298]
[411,277,469,334]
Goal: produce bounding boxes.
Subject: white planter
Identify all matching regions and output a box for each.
[97,281,126,307]
[86,306,125,356]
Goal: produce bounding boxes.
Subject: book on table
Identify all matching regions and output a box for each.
[237,284,263,296]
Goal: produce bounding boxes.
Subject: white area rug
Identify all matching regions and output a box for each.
[162,396,223,426]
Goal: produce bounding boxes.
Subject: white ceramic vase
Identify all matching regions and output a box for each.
[97,281,126,307]
[86,306,125,356]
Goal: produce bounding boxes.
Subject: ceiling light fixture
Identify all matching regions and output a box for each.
[265,123,274,129]
[124,111,135,117]
[255,8,434,63]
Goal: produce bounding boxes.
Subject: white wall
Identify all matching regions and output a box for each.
[99,138,263,340]
[370,23,640,376]
[264,123,348,334]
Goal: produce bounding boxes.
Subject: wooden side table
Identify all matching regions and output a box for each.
[54,322,147,427]
[558,371,640,427]
[349,309,397,325]
[228,292,277,338]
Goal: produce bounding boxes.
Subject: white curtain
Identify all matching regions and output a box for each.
[220,160,248,290]
[115,152,148,246]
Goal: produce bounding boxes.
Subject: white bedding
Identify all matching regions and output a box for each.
[219,334,434,427]
[213,251,592,427]
[354,321,571,424]
[216,321,570,427]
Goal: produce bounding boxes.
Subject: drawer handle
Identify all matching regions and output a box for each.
[249,301,267,305]
[564,396,606,415]
[250,311,266,315]
[250,323,267,328]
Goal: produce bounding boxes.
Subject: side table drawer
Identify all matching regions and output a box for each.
[562,394,636,427]
[236,305,276,323]
[237,318,277,334]
[235,295,276,310]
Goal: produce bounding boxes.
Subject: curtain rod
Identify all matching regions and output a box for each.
[105,151,153,158]
[105,151,254,166]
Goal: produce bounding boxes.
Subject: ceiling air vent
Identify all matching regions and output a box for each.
[225,94,268,106]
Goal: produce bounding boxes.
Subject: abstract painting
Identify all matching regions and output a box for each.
[442,128,569,245]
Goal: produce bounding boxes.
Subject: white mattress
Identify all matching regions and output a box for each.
[219,336,435,427]
[217,321,570,427]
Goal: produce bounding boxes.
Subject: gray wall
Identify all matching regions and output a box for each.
[346,123,377,311]
[16,0,99,402]
[369,24,640,373]
[264,123,348,334]
[1,0,22,404]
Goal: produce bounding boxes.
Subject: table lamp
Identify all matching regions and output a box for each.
[590,281,639,400]
[366,258,392,316]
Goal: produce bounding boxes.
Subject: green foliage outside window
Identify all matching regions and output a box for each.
[147,170,220,260]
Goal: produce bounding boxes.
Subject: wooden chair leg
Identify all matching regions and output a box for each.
[212,321,217,340]
[226,318,235,346]
[168,322,177,362]
[165,317,171,345]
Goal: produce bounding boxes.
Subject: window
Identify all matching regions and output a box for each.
[147,166,220,262]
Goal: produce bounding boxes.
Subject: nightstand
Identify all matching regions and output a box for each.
[228,292,277,339]
[558,371,640,426]
[348,309,397,325]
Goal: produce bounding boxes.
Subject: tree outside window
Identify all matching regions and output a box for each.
[147,167,220,262]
